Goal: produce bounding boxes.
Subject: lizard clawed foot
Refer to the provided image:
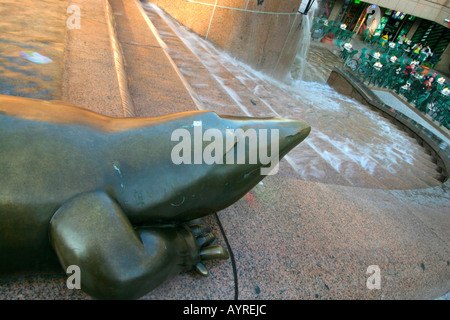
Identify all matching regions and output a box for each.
[189,224,230,277]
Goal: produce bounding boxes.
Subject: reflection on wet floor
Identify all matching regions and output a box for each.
[0,0,66,100]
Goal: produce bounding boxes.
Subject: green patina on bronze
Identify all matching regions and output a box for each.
[0,94,310,299]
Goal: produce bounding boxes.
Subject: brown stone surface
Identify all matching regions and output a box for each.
[62,0,125,117]
[63,0,197,118]
[220,175,450,299]
[109,0,197,117]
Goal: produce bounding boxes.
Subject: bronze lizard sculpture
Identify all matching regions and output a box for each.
[0,94,310,299]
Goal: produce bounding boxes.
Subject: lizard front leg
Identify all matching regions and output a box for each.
[49,191,228,299]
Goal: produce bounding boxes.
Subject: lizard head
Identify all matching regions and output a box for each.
[123,111,310,224]
[205,113,311,210]
[165,111,310,218]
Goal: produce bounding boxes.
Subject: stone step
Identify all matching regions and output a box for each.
[286,143,354,187]
[217,76,440,188]
[326,112,443,186]
[108,0,197,117]
[143,6,243,116]
[141,3,275,118]
[377,115,443,174]
[307,134,413,189]
[62,0,125,117]
[316,113,443,184]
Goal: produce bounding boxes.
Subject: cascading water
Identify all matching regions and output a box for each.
[141,2,434,189]
[292,0,319,82]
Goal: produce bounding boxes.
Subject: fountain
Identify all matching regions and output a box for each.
[0,0,448,301]
[292,0,319,82]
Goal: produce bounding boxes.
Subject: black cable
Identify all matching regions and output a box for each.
[214,212,238,300]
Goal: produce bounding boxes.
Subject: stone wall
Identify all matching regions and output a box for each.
[146,0,305,81]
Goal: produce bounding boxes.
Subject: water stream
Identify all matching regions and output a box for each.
[293,0,318,82]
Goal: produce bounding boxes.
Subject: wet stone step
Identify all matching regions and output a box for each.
[109,0,197,116]
[312,112,441,177]
[287,144,357,187]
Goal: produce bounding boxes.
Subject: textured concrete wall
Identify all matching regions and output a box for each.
[147,0,305,81]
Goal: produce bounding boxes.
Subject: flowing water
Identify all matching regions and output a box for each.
[0,0,66,100]
[142,2,443,189]
[294,0,318,82]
